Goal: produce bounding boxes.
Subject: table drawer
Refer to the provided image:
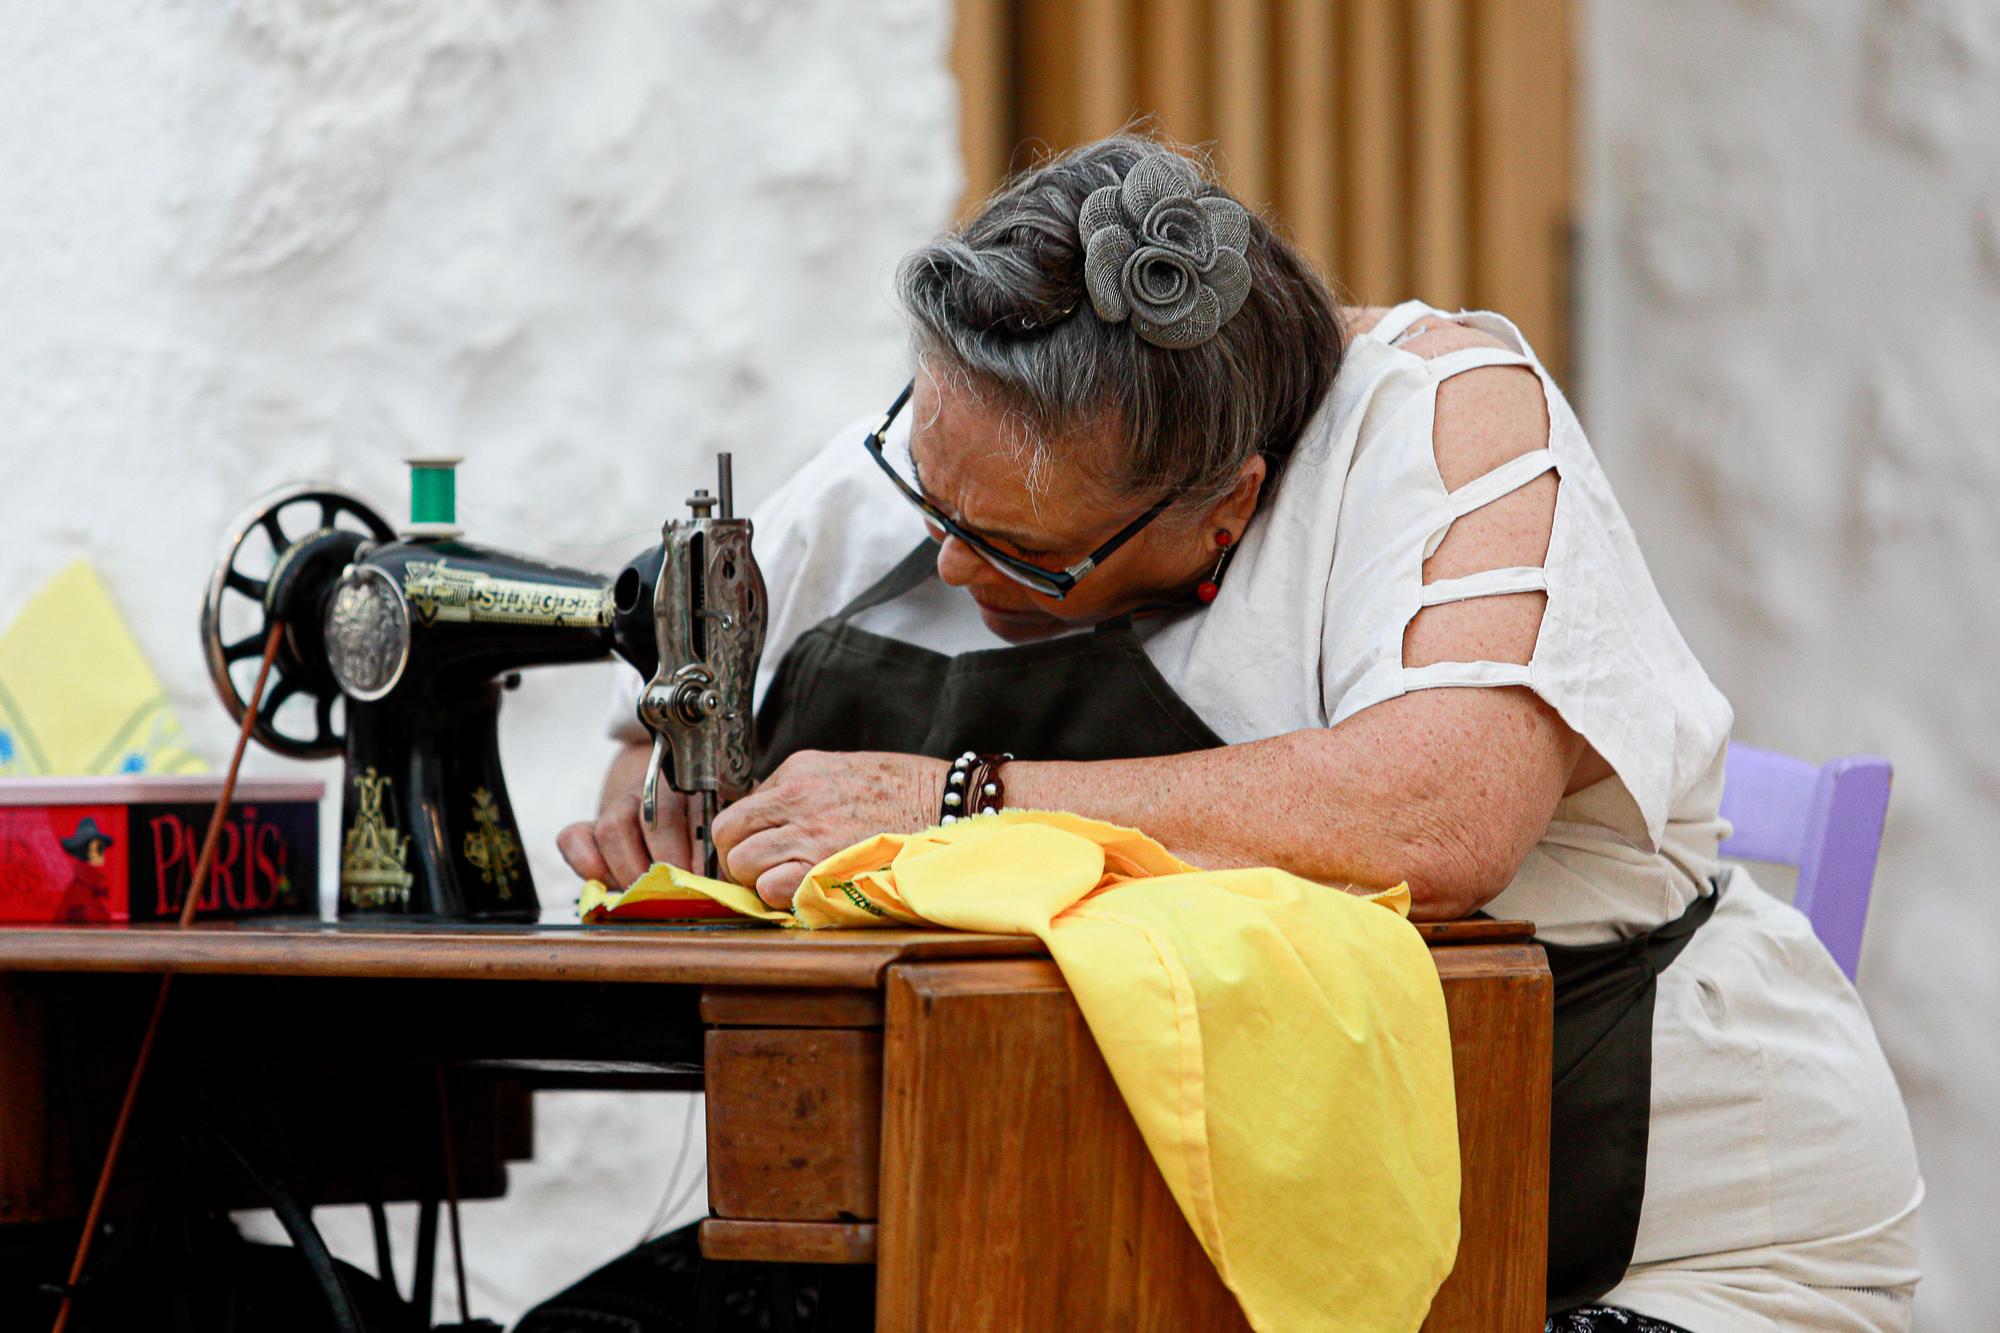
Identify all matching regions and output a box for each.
[704,1026,883,1224]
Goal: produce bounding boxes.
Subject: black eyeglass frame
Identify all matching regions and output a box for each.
[860,380,1172,600]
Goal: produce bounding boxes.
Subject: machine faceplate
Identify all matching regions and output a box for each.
[325,565,412,703]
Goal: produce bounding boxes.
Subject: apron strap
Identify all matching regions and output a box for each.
[834,543,1168,644]
[831,540,942,621]
[1645,872,1722,964]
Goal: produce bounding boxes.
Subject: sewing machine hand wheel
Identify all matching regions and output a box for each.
[201,482,395,759]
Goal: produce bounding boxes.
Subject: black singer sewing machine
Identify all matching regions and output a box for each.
[198,456,764,920]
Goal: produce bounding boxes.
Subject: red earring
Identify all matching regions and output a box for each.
[1196,529,1233,604]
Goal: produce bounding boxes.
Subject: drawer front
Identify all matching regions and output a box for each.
[704,1027,882,1223]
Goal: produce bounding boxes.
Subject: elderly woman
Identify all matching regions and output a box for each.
[554,137,1921,1332]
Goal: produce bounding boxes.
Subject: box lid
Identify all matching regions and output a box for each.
[0,775,325,806]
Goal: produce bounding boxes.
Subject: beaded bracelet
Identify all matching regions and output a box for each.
[940,751,1013,825]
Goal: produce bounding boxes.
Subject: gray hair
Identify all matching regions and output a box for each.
[896,135,1344,517]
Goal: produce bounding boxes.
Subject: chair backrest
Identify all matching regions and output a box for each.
[1718,743,1892,981]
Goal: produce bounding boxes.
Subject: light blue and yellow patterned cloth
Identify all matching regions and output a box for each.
[0,561,203,777]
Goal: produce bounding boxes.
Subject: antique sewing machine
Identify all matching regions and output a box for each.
[198,457,764,920]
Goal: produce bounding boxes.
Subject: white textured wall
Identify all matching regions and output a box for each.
[1582,1,2000,1325]
[0,0,959,1320]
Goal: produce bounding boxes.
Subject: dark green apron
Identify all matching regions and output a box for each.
[755,540,1715,1315]
[1540,886,1716,1312]
[757,541,1224,772]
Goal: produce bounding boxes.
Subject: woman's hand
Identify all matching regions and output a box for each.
[557,741,707,888]
[712,750,947,909]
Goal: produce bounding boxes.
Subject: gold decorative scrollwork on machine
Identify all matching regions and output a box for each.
[341,766,413,908]
[462,786,522,900]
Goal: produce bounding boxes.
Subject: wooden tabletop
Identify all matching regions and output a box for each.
[0,916,1534,989]
[1412,917,1537,945]
[0,921,1047,989]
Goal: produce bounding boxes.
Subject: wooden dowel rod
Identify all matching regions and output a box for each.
[51,622,286,1333]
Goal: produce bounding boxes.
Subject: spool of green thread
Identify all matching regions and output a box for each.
[406,456,463,530]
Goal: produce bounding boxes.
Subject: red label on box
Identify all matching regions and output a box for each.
[0,804,132,923]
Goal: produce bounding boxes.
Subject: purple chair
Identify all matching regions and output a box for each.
[1718,744,1893,981]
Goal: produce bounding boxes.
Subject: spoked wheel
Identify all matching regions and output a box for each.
[200,484,394,759]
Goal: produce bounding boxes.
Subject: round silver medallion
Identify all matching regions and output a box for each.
[325,565,412,702]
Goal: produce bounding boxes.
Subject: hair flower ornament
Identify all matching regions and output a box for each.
[1079,153,1253,349]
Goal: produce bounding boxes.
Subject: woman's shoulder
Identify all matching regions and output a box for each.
[756,412,887,517]
[1331,303,1549,486]
[1341,302,1524,361]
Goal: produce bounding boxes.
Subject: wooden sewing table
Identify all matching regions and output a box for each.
[0,917,1550,1329]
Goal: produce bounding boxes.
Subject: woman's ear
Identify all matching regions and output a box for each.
[1209,455,1268,539]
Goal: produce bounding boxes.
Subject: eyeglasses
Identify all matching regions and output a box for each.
[861,380,1170,600]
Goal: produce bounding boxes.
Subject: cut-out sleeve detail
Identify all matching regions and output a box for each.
[1417,566,1548,608]
[1364,300,1438,347]
[1401,660,1534,691]
[1422,345,1537,381]
[1443,448,1557,520]
[1394,337,1560,705]
[1299,301,1731,854]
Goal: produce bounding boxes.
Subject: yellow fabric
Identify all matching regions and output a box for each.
[587,810,1460,1331]
[0,561,203,777]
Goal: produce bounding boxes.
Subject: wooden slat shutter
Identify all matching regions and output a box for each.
[949,0,1574,378]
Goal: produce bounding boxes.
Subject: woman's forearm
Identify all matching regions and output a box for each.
[1003,733,1467,906]
[1001,687,1583,919]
